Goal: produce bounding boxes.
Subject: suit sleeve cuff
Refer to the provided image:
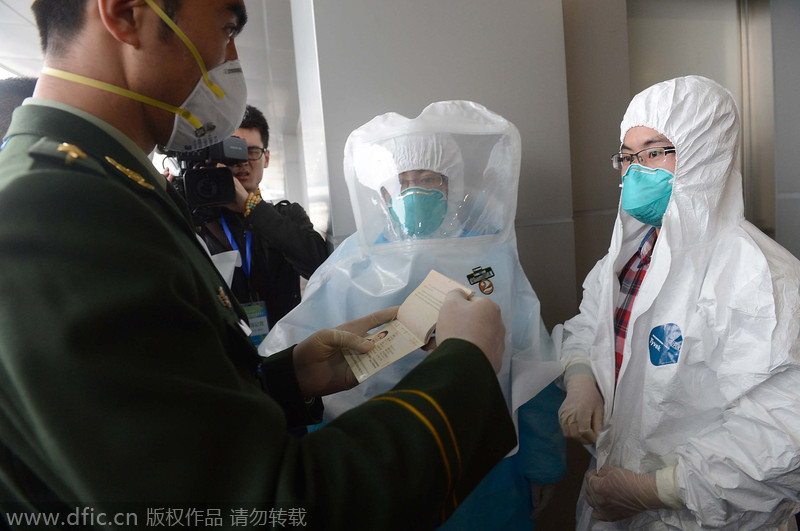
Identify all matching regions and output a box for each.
[564,359,594,381]
[655,465,685,509]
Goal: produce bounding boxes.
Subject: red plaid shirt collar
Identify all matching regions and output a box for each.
[613,227,658,382]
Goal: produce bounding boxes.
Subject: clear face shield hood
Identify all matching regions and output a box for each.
[343,101,521,252]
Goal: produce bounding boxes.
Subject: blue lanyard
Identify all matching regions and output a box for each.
[219,216,252,279]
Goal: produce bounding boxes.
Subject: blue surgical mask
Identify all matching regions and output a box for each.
[388,187,447,237]
[621,164,674,227]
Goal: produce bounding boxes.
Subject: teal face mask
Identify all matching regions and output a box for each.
[388,187,447,237]
[621,164,674,227]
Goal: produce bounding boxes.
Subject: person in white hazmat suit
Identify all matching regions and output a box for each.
[261,100,566,528]
[557,75,800,530]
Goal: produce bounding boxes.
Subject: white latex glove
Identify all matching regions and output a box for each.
[530,482,556,520]
[558,373,604,444]
[435,290,505,373]
[585,466,666,521]
[293,306,398,397]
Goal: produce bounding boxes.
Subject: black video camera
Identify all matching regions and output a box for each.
[166,135,248,211]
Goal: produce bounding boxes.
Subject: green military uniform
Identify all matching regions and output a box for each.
[0,102,515,529]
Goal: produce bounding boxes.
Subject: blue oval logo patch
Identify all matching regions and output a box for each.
[649,323,683,366]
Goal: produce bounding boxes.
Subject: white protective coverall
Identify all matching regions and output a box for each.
[261,100,565,526]
[561,76,800,530]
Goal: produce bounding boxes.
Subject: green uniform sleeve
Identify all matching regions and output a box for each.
[259,347,323,426]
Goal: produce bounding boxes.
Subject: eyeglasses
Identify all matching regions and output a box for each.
[247,146,267,161]
[400,173,445,189]
[611,146,676,171]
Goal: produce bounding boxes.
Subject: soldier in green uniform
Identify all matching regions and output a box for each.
[0,0,515,529]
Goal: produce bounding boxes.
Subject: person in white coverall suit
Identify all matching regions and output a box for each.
[261,100,565,528]
[557,75,800,530]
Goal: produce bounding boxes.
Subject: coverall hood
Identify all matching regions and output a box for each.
[619,75,744,248]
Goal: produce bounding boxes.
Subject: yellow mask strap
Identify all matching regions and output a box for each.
[142,0,224,99]
[41,66,203,129]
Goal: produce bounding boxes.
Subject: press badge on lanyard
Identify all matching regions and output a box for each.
[220,217,269,347]
[242,301,268,347]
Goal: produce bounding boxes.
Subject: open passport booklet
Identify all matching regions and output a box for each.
[344,270,475,383]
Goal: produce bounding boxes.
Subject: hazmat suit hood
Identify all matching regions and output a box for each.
[560,75,800,530]
[262,100,563,453]
[618,75,744,249]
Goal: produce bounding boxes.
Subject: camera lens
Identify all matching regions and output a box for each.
[182,167,235,208]
[195,177,219,199]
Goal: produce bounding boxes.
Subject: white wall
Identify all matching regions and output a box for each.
[627,0,741,102]
[293,0,577,328]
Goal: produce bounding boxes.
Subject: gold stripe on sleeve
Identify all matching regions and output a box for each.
[371,396,453,498]
[389,389,462,475]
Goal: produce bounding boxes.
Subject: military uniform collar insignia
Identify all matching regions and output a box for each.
[105,156,155,190]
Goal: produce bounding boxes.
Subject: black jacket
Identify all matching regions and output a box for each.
[199,200,330,328]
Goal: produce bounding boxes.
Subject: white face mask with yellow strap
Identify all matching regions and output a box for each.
[41,0,247,152]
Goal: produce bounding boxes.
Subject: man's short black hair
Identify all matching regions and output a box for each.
[31,0,182,55]
[240,105,270,149]
[0,77,37,137]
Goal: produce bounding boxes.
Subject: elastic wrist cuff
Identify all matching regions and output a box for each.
[564,359,594,381]
[655,465,685,509]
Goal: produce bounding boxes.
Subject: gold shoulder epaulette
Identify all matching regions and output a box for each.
[27,138,105,176]
[56,143,87,165]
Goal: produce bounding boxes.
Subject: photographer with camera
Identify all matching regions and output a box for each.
[170,105,329,347]
[198,105,328,346]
